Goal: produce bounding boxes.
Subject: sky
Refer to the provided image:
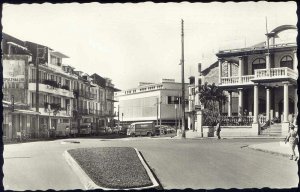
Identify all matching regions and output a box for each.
[2,1,297,90]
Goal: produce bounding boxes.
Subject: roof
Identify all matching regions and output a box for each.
[131,121,154,125]
[201,61,218,76]
[51,51,69,58]
[267,25,297,38]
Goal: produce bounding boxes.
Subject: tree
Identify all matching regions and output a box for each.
[198,82,227,126]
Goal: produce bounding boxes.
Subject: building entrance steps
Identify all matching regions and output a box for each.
[260,123,282,136]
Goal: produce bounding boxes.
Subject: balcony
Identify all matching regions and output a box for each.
[220,75,255,86]
[253,67,297,82]
[39,63,78,79]
[219,67,297,87]
[28,79,74,98]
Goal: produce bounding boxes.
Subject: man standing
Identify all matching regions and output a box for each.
[216,121,221,139]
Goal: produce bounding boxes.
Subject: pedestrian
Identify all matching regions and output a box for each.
[216,121,221,139]
[285,124,299,161]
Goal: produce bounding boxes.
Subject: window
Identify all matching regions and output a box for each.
[280,55,293,69]
[252,58,266,74]
[167,96,180,104]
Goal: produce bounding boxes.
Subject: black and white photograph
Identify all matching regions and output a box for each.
[2,1,299,190]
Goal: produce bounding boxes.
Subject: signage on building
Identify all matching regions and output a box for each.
[3,59,26,82]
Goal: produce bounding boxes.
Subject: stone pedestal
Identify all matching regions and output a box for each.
[252,123,260,135]
[282,122,290,136]
[196,110,203,137]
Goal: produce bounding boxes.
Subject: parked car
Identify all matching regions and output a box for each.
[127,122,155,136]
[165,126,176,134]
[119,126,128,135]
[112,126,120,134]
[105,127,112,134]
[155,125,166,135]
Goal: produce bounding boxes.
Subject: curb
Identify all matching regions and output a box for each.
[247,145,290,158]
[63,148,159,190]
[63,151,99,190]
[186,137,285,140]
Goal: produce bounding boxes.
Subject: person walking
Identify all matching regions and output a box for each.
[216,121,221,139]
[285,124,299,161]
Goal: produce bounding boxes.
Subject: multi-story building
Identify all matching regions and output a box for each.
[2,33,41,140]
[115,79,188,126]
[91,74,119,130]
[191,25,297,137]
[2,33,118,139]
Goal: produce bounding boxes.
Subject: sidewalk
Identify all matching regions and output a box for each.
[248,141,299,158]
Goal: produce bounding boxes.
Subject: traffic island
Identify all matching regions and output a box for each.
[64,147,159,190]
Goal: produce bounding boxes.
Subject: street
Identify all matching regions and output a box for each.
[4,137,298,190]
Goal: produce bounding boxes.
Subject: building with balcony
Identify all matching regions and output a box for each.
[193,25,297,137]
[25,41,77,137]
[2,32,119,138]
[91,73,120,131]
[2,33,41,140]
[114,79,188,126]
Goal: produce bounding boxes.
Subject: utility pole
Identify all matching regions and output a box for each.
[156,98,159,126]
[159,96,162,127]
[118,105,120,127]
[181,19,186,137]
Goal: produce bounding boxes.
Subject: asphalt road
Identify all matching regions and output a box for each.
[3,137,298,190]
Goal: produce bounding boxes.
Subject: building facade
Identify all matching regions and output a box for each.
[115,79,188,127]
[189,25,297,137]
[2,33,118,140]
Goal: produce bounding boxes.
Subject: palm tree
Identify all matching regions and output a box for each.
[198,82,227,126]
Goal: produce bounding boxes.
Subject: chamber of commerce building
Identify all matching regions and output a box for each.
[188,25,298,137]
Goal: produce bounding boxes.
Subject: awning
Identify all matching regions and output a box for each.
[51,51,69,58]
[12,110,41,115]
[107,99,118,102]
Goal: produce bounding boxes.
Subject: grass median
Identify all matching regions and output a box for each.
[68,147,153,189]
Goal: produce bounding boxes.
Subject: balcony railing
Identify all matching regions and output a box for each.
[254,67,297,80]
[241,75,255,83]
[29,79,70,90]
[220,67,297,86]
[221,76,239,85]
[220,116,253,126]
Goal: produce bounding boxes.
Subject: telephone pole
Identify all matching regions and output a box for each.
[181,19,186,138]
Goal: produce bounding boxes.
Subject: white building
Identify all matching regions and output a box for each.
[115,79,188,126]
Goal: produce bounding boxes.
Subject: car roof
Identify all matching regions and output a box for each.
[131,121,154,125]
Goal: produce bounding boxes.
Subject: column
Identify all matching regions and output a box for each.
[218,58,223,85]
[283,82,289,122]
[295,87,298,115]
[238,56,243,83]
[265,53,270,69]
[266,87,270,121]
[293,50,298,71]
[228,91,232,117]
[228,62,231,77]
[253,85,259,123]
[238,88,243,115]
